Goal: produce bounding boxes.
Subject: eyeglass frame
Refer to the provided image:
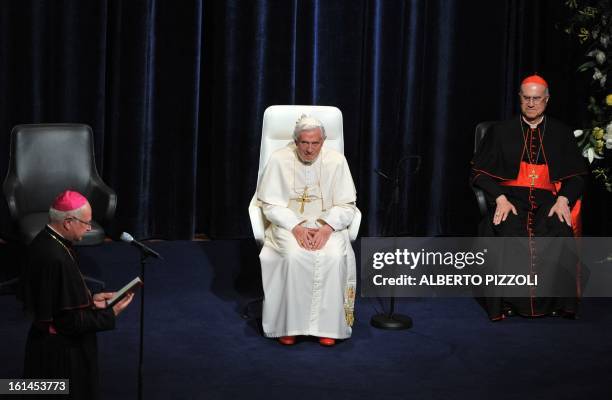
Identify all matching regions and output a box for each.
[518,93,548,105]
[66,216,93,228]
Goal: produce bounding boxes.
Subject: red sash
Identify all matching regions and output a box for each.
[500,161,556,192]
[499,161,582,237]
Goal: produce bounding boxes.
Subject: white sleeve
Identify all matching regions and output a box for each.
[319,203,356,231]
[262,203,304,231]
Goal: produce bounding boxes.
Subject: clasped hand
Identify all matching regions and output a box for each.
[292,224,333,251]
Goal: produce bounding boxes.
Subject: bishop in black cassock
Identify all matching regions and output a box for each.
[471,75,588,320]
[21,190,134,399]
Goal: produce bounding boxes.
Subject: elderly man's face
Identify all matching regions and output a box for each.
[295,128,324,162]
[64,203,93,242]
[519,83,549,122]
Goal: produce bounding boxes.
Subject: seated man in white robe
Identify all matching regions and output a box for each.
[257,115,357,346]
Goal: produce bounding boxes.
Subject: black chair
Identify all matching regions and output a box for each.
[3,123,116,244]
[471,121,497,217]
[2,123,117,291]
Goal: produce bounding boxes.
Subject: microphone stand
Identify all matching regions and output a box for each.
[121,237,161,400]
[370,155,420,330]
[120,232,162,400]
[137,251,149,400]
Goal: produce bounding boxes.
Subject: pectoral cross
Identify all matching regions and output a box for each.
[529,170,539,187]
[295,186,312,214]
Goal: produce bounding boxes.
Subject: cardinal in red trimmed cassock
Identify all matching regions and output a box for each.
[471,75,588,320]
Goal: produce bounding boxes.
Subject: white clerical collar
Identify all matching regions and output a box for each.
[47,224,67,240]
[522,115,544,129]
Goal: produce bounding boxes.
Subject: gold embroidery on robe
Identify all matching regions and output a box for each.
[344,285,356,326]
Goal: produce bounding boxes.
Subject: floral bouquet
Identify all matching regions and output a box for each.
[565,0,612,191]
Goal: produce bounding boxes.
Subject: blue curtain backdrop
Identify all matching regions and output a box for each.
[0,0,607,240]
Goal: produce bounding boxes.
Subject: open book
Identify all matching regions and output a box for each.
[107,277,143,308]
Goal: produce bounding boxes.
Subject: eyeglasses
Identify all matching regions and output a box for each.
[66,217,93,227]
[519,95,547,105]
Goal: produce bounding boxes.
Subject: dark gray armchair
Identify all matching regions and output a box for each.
[3,123,116,246]
[1,124,116,291]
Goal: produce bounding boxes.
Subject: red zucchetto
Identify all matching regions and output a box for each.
[52,190,88,211]
[521,74,548,87]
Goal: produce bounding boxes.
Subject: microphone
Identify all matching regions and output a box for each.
[120,232,162,259]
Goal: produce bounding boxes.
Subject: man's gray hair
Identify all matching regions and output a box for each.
[48,204,88,224]
[293,114,327,141]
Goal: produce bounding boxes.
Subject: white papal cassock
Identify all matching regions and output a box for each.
[257,143,357,339]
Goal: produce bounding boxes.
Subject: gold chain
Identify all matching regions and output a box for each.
[520,116,547,165]
[292,149,324,206]
[46,230,76,263]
